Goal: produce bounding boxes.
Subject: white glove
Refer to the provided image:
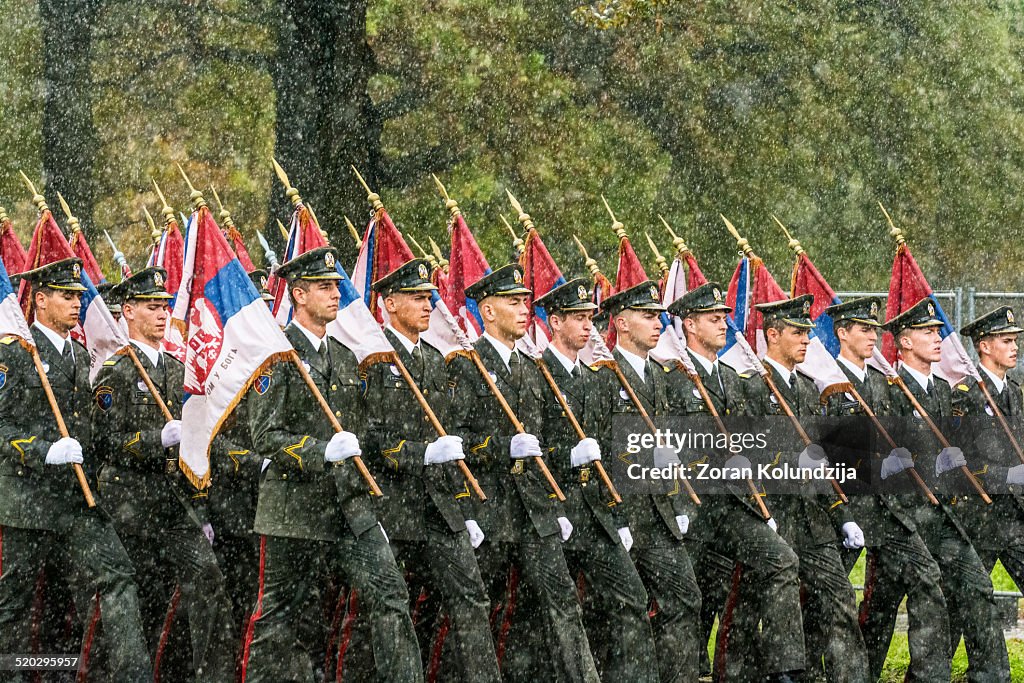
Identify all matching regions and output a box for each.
[201,522,215,545]
[378,522,389,544]
[798,443,829,471]
[45,437,83,466]
[841,521,865,549]
[767,517,778,532]
[723,454,752,479]
[465,519,485,548]
[617,526,634,552]
[510,433,541,459]
[557,516,573,542]
[880,447,915,480]
[261,458,271,473]
[161,419,182,448]
[935,446,966,476]
[653,446,680,467]
[675,514,690,536]
[424,435,465,465]
[570,438,602,467]
[325,431,361,462]
[1007,464,1024,485]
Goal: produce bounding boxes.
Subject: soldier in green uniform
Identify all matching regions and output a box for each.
[0,258,152,682]
[738,295,868,683]
[362,258,500,681]
[822,297,950,681]
[664,282,805,682]
[532,278,659,683]
[96,280,123,321]
[880,298,1009,680]
[242,247,422,683]
[590,281,702,683]
[447,264,599,683]
[91,267,237,682]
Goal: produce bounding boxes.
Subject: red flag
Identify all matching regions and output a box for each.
[19,211,77,316]
[683,252,707,290]
[0,217,28,274]
[69,230,105,285]
[352,208,415,321]
[268,206,328,318]
[444,213,491,338]
[614,235,648,291]
[519,229,566,343]
[225,225,256,273]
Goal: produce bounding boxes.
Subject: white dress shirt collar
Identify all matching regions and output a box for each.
[386,325,419,355]
[902,363,934,393]
[763,356,793,387]
[33,322,71,359]
[131,339,161,367]
[483,332,516,371]
[837,355,867,383]
[292,320,327,352]
[688,349,718,376]
[548,344,580,375]
[981,364,1006,395]
[617,345,648,383]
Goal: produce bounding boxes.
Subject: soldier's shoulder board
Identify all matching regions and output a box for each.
[0,335,16,345]
[956,383,971,392]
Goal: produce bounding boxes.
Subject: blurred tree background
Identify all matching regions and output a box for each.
[1,0,1023,293]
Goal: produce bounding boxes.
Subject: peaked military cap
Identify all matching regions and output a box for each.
[601,280,665,316]
[276,246,343,282]
[114,267,173,301]
[96,281,123,313]
[464,263,531,300]
[533,277,597,314]
[960,306,1024,341]
[372,258,438,295]
[667,281,731,318]
[756,294,815,329]
[22,257,87,292]
[248,269,275,302]
[883,297,944,334]
[824,296,882,327]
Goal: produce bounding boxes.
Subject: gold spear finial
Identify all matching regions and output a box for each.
[276,219,289,242]
[210,185,236,228]
[431,173,461,219]
[19,171,47,213]
[771,215,803,255]
[658,214,690,255]
[272,158,302,208]
[352,166,384,211]
[56,192,82,235]
[142,205,161,242]
[721,214,754,256]
[406,233,438,268]
[878,201,905,245]
[343,216,363,249]
[644,232,669,276]
[500,214,525,255]
[601,195,627,240]
[152,179,175,225]
[176,164,207,210]
[505,189,536,233]
[428,237,449,271]
[0,206,9,223]
[573,234,602,278]
[304,205,329,243]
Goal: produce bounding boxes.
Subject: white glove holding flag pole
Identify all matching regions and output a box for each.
[841,521,865,549]
[325,431,361,463]
[935,446,966,476]
[617,527,633,552]
[570,438,601,467]
[465,520,485,548]
[1007,465,1024,485]
[798,443,829,471]
[161,420,182,448]
[880,447,914,480]
[723,454,752,480]
[675,514,690,536]
[45,437,83,466]
[557,516,573,542]
[653,446,680,467]
[424,435,465,465]
[510,433,541,459]
[767,517,778,532]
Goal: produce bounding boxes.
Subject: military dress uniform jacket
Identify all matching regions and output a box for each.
[0,330,93,531]
[247,324,378,542]
[447,337,560,542]
[362,329,466,540]
[91,348,202,534]
[540,348,625,544]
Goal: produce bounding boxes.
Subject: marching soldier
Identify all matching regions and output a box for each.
[91,266,237,681]
[881,298,1010,679]
[664,282,805,682]
[590,280,702,682]
[447,263,600,683]
[97,280,123,321]
[738,295,868,682]
[0,258,152,682]
[533,278,659,682]
[249,269,275,307]
[242,247,422,682]
[363,259,500,681]
[823,297,951,681]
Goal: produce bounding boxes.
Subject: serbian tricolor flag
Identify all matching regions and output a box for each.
[171,205,292,487]
[69,229,105,285]
[351,207,415,321]
[18,209,128,379]
[519,229,566,349]
[442,213,491,339]
[0,215,28,275]
[884,241,975,382]
[0,253,31,343]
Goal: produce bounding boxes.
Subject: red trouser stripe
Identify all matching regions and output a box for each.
[713,563,745,683]
[239,535,268,683]
[335,590,359,681]
[858,549,878,629]
[495,566,519,666]
[76,593,102,683]
[426,614,450,683]
[153,585,182,683]
[324,587,348,679]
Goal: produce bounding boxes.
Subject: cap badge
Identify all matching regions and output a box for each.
[577,285,587,301]
[649,285,659,301]
[513,269,523,284]
[1009,310,1015,324]
[153,271,164,288]
[713,287,722,301]
[418,263,429,280]
[72,263,81,279]
[927,302,936,317]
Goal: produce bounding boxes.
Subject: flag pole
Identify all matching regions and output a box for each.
[17,173,95,507]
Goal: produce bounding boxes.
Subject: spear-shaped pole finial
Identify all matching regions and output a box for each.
[177,164,207,210]
[152,179,175,226]
[0,206,8,224]
[56,192,82,236]
[771,215,804,255]
[406,233,437,268]
[500,215,525,255]
[210,185,236,229]
[431,174,461,219]
[343,216,363,249]
[352,166,384,212]
[601,195,627,240]
[573,234,602,279]
[142,205,162,243]
[505,189,536,233]
[256,230,279,270]
[721,214,754,257]
[658,214,690,256]
[272,158,303,208]
[645,232,669,277]
[19,171,47,214]
[103,229,129,279]
[276,219,289,242]
[428,237,449,271]
[878,202,906,246]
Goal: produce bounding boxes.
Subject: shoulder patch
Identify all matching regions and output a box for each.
[957,384,970,392]
[0,364,6,390]
[0,336,15,345]
[253,372,271,395]
[94,386,113,411]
